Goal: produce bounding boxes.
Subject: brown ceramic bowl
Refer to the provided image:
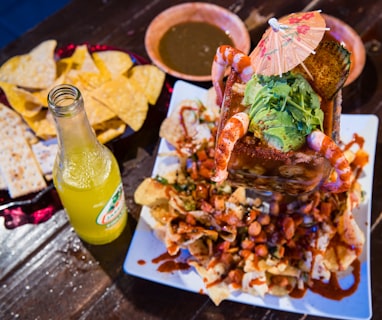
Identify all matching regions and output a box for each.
[323,14,366,86]
[145,2,251,82]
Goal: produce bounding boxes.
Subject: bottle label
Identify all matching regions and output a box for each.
[96,183,125,227]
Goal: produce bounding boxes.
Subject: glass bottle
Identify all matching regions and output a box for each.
[48,84,127,245]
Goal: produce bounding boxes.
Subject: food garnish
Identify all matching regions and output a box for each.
[292,40,351,101]
[244,73,323,152]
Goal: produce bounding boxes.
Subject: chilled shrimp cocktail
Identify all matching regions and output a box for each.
[211,11,352,195]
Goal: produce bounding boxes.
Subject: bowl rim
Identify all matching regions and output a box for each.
[144,2,251,82]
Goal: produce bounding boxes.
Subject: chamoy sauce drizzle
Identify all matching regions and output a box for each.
[309,259,361,300]
[159,21,234,76]
[150,251,190,273]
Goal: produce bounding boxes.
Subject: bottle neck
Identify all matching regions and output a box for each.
[48,84,99,152]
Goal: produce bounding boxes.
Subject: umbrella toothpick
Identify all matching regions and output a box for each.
[251,10,327,76]
[278,28,317,54]
[269,17,281,31]
[272,30,283,76]
[300,61,314,80]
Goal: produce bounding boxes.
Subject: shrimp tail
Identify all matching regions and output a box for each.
[307,130,352,193]
[212,112,250,184]
[212,45,254,106]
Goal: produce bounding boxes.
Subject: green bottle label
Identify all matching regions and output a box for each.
[96,182,125,227]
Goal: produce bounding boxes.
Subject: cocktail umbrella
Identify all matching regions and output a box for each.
[250,10,329,77]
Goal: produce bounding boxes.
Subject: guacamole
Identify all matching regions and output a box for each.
[243,73,323,152]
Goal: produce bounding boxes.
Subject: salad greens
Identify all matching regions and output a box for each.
[243,73,323,152]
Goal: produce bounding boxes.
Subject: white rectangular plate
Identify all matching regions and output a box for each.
[124,80,378,320]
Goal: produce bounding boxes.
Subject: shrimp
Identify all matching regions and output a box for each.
[212,112,249,184]
[212,45,255,106]
[306,130,351,193]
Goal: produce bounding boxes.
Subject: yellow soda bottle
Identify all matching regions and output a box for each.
[48,84,127,245]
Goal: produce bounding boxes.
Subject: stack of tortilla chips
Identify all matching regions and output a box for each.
[0,40,165,198]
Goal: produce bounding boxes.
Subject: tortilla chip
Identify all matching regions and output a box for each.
[92,75,148,131]
[56,57,73,77]
[74,85,116,125]
[32,71,68,106]
[79,71,110,89]
[0,82,42,117]
[129,64,165,105]
[0,41,159,144]
[23,109,56,140]
[242,270,269,297]
[92,50,134,78]
[150,205,175,226]
[188,260,231,306]
[324,245,357,272]
[0,40,57,89]
[337,200,365,249]
[94,118,126,144]
[267,274,297,296]
[70,44,100,73]
[134,177,169,207]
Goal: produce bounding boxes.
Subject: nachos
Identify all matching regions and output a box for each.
[135,90,368,305]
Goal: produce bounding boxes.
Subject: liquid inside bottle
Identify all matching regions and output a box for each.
[48,84,127,245]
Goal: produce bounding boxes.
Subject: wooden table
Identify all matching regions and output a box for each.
[1,0,381,319]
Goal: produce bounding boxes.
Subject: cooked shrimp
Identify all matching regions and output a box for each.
[306,130,351,193]
[212,112,249,184]
[212,45,255,106]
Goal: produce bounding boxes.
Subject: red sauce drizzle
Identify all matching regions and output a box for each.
[151,251,190,273]
[249,278,266,287]
[179,106,198,138]
[151,251,173,263]
[329,233,362,259]
[206,277,224,288]
[344,133,365,151]
[308,259,361,300]
[137,259,146,265]
[289,286,307,299]
[342,133,368,181]
[157,260,190,273]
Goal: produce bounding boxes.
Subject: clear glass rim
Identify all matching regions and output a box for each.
[48,84,82,117]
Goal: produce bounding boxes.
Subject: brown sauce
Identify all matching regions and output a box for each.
[151,251,190,273]
[249,278,266,287]
[206,277,224,288]
[157,260,190,273]
[159,21,234,76]
[289,286,307,299]
[308,259,361,300]
[344,133,365,151]
[180,105,198,138]
[151,251,180,264]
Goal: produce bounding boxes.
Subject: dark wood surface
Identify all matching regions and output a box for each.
[1,0,381,319]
